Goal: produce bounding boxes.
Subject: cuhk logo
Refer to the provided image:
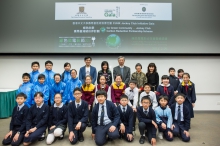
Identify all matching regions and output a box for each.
[142,7,146,12]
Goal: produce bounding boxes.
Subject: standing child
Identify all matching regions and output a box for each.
[155,95,173,141]
[23,92,49,146]
[33,74,49,105]
[61,62,71,84]
[117,95,134,142]
[91,90,120,146]
[111,74,126,106]
[169,67,180,95]
[125,80,138,131]
[171,93,190,142]
[177,69,184,83]
[2,93,29,146]
[46,93,68,145]
[137,96,157,145]
[177,73,196,118]
[51,73,66,105]
[146,63,159,92]
[68,88,88,144]
[156,75,174,106]
[81,75,95,127]
[94,75,111,104]
[17,73,34,108]
[139,83,158,110]
[29,61,40,85]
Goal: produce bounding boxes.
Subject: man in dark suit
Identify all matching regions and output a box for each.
[113,56,131,87]
[79,56,97,84]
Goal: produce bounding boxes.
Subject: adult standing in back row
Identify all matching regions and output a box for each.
[79,56,97,84]
[113,56,130,87]
[146,63,159,92]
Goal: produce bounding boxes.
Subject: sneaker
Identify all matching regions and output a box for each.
[158,132,163,140]
[139,136,145,144]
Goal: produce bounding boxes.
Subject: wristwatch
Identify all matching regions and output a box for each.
[17,132,20,135]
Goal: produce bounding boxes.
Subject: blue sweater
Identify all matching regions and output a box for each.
[17,82,34,107]
[155,106,173,130]
[33,82,49,104]
[51,82,66,105]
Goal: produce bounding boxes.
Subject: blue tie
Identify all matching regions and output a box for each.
[100,105,104,126]
[177,106,181,123]
[120,68,123,77]
[123,107,126,114]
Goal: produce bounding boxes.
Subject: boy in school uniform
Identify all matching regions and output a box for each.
[117,95,134,142]
[125,80,138,131]
[137,96,157,146]
[171,93,190,142]
[29,61,40,85]
[139,83,158,110]
[2,93,29,146]
[68,87,89,144]
[17,73,34,108]
[33,74,49,105]
[23,92,49,146]
[155,95,173,141]
[92,90,120,146]
[168,67,180,95]
[111,74,126,106]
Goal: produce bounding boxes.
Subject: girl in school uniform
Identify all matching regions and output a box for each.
[61,62,71,84]
[46,93,68,145]
[177,69,184,83]
[95,75,111,104]
[146,63,159,92]
[81,75,95,127]
[177,73,196,119]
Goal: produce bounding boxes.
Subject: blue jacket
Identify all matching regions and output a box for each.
[61,71,71,84]
[64,77,82,102]
[33,82,49,104]
[156,84,174,106]
[29,70,40,85]
[51,82,66,105]
[79,65,97,84]
[155,106,173,130]
[17,82,34,108]
[41,69,55,89]
[92,100,120,134]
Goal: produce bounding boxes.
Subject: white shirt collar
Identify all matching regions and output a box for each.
[75,100,82,106]
[119,65,124,68]
[36,102,44,108]
[143,107,149,112]
[99,100,106,106]
[18,103,25,111]
[54,102,63,108]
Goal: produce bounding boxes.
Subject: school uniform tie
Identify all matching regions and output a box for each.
[17,106,19,111]
[100,105,104,126]
[177,106,181,123]
[77,104,80,108]
[144,110,148,117]
[123,107,126,114]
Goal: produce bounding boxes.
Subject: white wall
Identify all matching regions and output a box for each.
[0,55,219,111]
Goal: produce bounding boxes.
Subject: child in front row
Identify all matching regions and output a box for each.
[117,95,134,142]
[170,93,190,142]
[155,95,173,141]
[46,93,68,145]
[137,96,157,146]
[68,88,88,144]
[2,93,29,146]
[139,83,158,110]
[23,92,49,146]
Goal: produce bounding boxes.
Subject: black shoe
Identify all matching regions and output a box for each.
[58,134,64,140]
[87,122,91,127]
[78,131,84,142]
[38,137,45,141]
[139,136,145,144]
[107,137,113,141]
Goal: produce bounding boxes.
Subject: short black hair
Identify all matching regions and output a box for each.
[114,74,122,80]
[70,69,77,75]
[161,75,169,80]
[183,73,190,78]
[38,74,45,79]
[64,62,71,67]
[84,56,92,61]
[31,61,40,67]
[120,94,128,100]
[135,63,142,69]
[129,80,137,85]
[54,93,62,98]
[73,87,82,93]
[96,90,107,98]
[169,67,175,72]
[16,92,27,99]
[45,60,53,66]
[178,69,184,73]
[158,95,169,101]
[54,73,61,79]
[144,83,151,88]
[34,92,44,98]
[175,93,186,99]
[141,95,151,103]
[22,73,30,79]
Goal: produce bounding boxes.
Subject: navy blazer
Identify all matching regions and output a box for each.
[68,100,88,132]
[10,105,29,133]
[170,103,190,131]
[48,105,68,128]
[92,100,120,134]
[117,105,133,134]
[79,65,97,84]
[26,104,49,130]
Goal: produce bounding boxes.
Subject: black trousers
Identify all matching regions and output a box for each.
[130,100,137,128]
[2,129,24,146]
[138,122,155,143]
[69,123,87,145]
[88,104,93,124]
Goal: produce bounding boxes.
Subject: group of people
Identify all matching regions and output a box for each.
[2,56,196,146]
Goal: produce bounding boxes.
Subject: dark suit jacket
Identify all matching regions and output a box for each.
[117,105,133,134]
[68,100,88,132]
[79,65,97,84]
[113,66,130,86]
[92,100,120,134]
[170,103,190,131]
